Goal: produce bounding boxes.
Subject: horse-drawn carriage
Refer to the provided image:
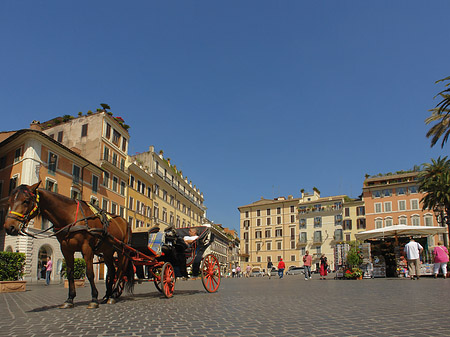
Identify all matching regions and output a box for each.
[117,225,221,298]
[3,182,220,308]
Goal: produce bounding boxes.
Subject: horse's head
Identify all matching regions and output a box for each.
[4,182,41,236]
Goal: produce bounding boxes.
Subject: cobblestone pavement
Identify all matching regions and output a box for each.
[1,274,450,336]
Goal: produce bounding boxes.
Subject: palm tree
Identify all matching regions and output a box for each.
[418,157,450,243]
[426,76,450,148]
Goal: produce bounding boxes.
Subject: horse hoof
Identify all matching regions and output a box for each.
[59,302,74,309]
[106,298,116,305]
[87,302,99,309]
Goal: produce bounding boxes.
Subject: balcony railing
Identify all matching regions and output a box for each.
[101,154,126,173]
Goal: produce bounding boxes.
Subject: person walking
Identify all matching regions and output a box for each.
[319,254,328,280]
[267,258,273,279]
[245,265,252,278]
[404,237,423,280]
[236,265,241,278]
[433,241,449,279]
[44,256,52,285]
[277,258,285,279]
[303,250,313,280]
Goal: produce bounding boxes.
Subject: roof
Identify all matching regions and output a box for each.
[238,197,300,209]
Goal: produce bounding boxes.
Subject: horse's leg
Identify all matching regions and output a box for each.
[111,252,128,299]
[102,253,115,304]
[82,245,99,309]
[60,248,76,309]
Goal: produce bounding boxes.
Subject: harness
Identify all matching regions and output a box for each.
[7,189,41,238]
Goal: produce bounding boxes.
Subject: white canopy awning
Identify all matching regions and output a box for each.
[355,225,447,241]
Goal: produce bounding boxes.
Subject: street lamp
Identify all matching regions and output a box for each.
[433,204,449,246]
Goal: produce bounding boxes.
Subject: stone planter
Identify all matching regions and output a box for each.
[0,281,26,293]
[64,279,86,288]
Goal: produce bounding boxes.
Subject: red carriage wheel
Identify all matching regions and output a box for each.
[153,269,163,293]
[201,254,221,293]
[161,262,175,298]
[114,276,126,298]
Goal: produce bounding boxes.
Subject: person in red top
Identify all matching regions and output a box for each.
[277,258,286,279]
[303,250,313,280]
[433,241,449,279]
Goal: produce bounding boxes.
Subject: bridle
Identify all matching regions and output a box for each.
[7,189,40,237]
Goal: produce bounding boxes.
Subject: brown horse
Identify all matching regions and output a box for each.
[3,182,134,309]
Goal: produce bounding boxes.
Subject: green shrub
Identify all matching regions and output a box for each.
[0,252,26,281]
[61,258,86,279]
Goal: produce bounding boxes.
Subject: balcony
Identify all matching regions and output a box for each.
[101,154,126,173]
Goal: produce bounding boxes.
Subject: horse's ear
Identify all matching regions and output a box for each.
[31,181,41,193]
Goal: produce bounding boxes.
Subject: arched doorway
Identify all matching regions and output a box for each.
[5,246,13,252]
[37,245,52,280]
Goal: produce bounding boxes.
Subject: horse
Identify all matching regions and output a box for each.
[3,182,134,309]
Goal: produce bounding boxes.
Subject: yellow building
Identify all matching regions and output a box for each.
[238,195,301,271]
[126,160,155,232]
[342,198,366,242]
[131,146,205,231]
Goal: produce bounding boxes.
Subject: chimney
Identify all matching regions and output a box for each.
[29,120,41,131]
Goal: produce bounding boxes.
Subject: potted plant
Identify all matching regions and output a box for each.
[0,251,26,293]
[344,267,363,280]
[61,258,86,288]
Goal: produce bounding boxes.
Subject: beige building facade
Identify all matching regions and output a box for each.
[342,198,366,242]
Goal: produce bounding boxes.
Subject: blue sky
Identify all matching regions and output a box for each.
[1,1,449,231]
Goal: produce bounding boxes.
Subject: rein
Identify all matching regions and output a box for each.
[7,190,41,238]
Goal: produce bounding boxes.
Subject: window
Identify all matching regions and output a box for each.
[154,204,159,219]
[412,215,420,226]
[356,206,365,216]
[129,196,134,210]
[277,216,281,224]
[345,208,350,217]
[299,219,306,229]
[411,199,419,210]
[0,156,6,169]
[103,171,109,188]
[120,158,125,171]
[277,241,282,250]
[314,216,322,228]
[266,242,271,251]
[399,216,407,225]
[245,211,249,218]
[372,190,381,198]
[57,131,63,142]
[266,218,271,225]
[102,199,109,211]
[385,218,393,227]
[45,179,57,192]
[265,229,271,238]
[357,218,366,229]
[335,229,343,241]
[384,202,392,212]
[382,189,392,197]
[111,203,117,215]
[257,210,261,217]
[267,209,271,216]
[48,152,57,174]
[81,124,88,137]
[256,242,261,251]
[346,234,351,241]
[112,130,121,146]
[398,200,406,211]
[112,176,118,192]
[92,175,98,193]
[290,206,295,213]
[335,214,342,226]
[409,186,418,194]
[343,220,352,230]
[275,228,282,237]
[103,146,110,161]
[112,153,118,166]
[129,175,135,188]
[71,189,81,200]
[375,219,383,229]
[425,215,433,226]
[315,247,321,255]
[72,165,81,184]
[277,207,281,215]
[290,215,295,223]
[257,219,261,226]
[105,123,111,139]
[120,181,126,196]
[397,187,406,195]
[122,138,127,152]
[299,232,307,243]
[313,231,322,243]
[375,203,382,213]
[14,148,21,163]
[128,216,133,227]
[255,231,262,239]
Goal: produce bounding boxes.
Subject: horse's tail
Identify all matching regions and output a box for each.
[124,257,135,294]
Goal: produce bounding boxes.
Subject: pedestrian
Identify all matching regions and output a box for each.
[277,258,285,279]
[319,254,328,280]
[44,256,52,285]
[236,265,241,278]
[245,265,252,278]
[433,241,449,279]
[232,267,236,278]
[404,237,423,280]
[303,250,313,280]
[267,258,273,279]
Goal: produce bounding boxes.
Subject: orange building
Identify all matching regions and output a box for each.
[0,129,104,282]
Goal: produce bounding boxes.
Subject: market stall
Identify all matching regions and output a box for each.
[355,225,447,278]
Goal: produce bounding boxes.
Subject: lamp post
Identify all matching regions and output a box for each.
[433,204,449,246]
